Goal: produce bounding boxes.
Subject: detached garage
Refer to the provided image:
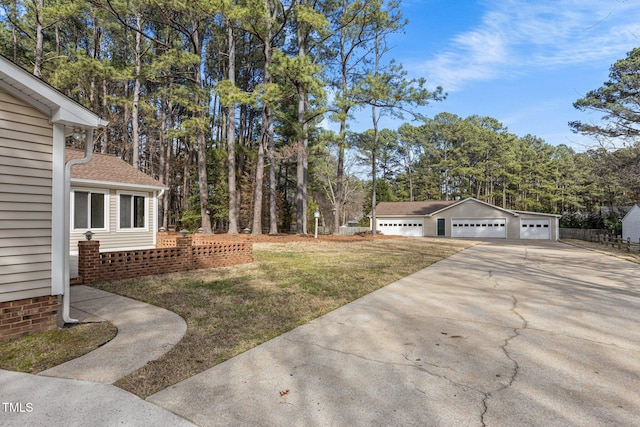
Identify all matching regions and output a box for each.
[374,197,560,240]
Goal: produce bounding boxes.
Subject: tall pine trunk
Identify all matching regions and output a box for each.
[295,2,309,235]
[33,0,44,77]
[227,23,239,234]
[267,113,278,234]
[253,0,279,235]
[193,20,212,233]
[131,14,142,169]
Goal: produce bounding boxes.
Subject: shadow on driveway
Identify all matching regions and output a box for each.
[147,241,640,426]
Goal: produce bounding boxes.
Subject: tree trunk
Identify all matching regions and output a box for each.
[334,130,345,233]
[295,6,309,235]
[444,148,449,200]
[371,106,378,237]
[193,21,212,233]
[252,134,266,235]
[33,0,44,77]
[370,30,382,237]
[267,111,278,234]
[227,22,239,234]
[334,58,348,234]
[55,25,60,56]
[196,127,211,233]
[123,83,130,158]
[159,93,170,229]
[12,12,18,62]
[131,14,142,169]
[254,0,279,235]
[408,152,414,201]
[183,146,192,211]
[295,88,309,235]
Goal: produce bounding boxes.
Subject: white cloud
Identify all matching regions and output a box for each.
[414,0,640,92]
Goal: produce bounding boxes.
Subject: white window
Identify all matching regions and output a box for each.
[118,192,148,230]
[72,189,108,231]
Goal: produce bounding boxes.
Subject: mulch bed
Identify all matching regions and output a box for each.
[183,231,398,243]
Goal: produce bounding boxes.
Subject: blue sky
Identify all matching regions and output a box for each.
[349,0,640,152]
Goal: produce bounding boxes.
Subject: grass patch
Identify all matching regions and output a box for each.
[89,237,473,398]
[0,322,117,373]
[562,239,640,264]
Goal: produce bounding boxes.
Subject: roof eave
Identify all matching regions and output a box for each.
[374,214,428,217]
[0,55,108,129]
[512,210,562,218]
[71,177,167,192]
[53,107,109,129]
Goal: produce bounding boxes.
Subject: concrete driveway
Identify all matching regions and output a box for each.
[148,241,640,427]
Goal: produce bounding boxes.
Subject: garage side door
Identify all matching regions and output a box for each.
[451,219,506,238]
[377,219,424,237]
[520,219,550,239]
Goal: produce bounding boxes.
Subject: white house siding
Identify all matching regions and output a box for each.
[70,187,156,253]
[622,205,640,243]
[0,89,54,302]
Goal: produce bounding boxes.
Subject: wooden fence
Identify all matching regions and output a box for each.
[339,226,371,235]
[559,228,604,241]
[594,234,640,253]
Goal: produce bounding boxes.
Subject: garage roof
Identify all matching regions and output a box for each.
[376,197,561,218]
[376,201,457,216]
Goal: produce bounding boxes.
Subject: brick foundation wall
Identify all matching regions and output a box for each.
[0,295,59,340]
[78,237,253,284]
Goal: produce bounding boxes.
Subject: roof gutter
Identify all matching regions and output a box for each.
[70,177,168,192]
[62,130,94,324]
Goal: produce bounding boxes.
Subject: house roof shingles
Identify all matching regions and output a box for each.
[375,200,457,216]
[66,149,165,188]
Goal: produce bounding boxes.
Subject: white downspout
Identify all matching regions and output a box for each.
[62,130,94,324]
[154,188,165,246]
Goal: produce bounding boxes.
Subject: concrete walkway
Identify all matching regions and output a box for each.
[1,285,192,427]
[0,370,194,427]
[148,241,640,427]
[40,285,187,383]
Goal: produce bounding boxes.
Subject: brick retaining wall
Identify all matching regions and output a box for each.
[155,232,251,248]
[78,237,253,284]
[0,295,58,340]
[192,241,253,269]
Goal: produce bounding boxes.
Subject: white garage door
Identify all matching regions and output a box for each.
[451,219,506,238]
[377,219,424,237]
[520,219,550,239]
